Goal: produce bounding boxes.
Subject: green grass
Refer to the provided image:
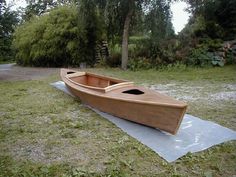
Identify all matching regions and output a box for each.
[86,65,236,84]
[0,66,236,176]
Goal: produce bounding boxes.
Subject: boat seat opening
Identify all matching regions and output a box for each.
[67,71,75,74]
[70,75,121,88]
[110,81,118,85]
[122,89,144,95]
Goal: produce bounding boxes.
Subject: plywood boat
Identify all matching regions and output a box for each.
[60,68,187,134]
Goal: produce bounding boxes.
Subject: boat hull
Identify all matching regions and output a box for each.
[66,82,186,135]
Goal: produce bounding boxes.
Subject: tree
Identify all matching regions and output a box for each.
[14,5,83,66]
[13,4,103,67]
[121,0,135,69]
[22,0,78,21]
[22,0,57,21]
[215,0,236,39]
[184,0,236,39]
[78,0,103,66]
[105,0,174,70]
[104,0,144,69]
[14,0,176,67]
[0,0,18,62]
[146,0,174,42]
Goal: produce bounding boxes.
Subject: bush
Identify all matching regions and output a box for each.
[13,6,79,66]
[109,36,180,69]
[129,36,150,45]
[185,39,228,67]
[106,45,120,67]
[128,36,150,59]
[186,47,212,67]
[13,5,102,67]
[198,38,222,51]
[225,50,235,64]
[186,47,226,67]
[128,57,152,71]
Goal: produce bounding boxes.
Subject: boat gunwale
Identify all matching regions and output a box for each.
[61,69,187,108]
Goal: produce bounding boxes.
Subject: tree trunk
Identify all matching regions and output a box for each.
[121,2,134,70]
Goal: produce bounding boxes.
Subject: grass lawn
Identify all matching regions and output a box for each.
[0,66,235,176]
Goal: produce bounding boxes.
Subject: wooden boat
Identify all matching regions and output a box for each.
[61,68,187,134]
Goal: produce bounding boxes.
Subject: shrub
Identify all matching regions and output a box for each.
[128,57,152,71]
[186,47,226,67]
[13,5,102,67]
[128,36,150,59]
[225,49,235,64]
[129,36,150,45]
[185,38,228,67]
[106,44,121,67]
[186,47,213,67]
[13,6,80,66]
[208,52,224,67]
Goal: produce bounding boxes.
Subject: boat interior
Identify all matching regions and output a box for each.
[66,71,134,92]
[67,72,121,88]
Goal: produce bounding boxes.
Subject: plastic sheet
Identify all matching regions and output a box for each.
[51,81,236,162]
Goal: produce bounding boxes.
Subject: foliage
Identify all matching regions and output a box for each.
[186,44,226,67]
[225,49,235,65]
[106,44,121,67]
[13,0,177,68]
[183,0,236,40]
[107,36,161,68]
[13,5,102,67]
[78,0,104,66]
[160,61,188,71]
[127,36,181,68]
[129,36,149,45]
[104,0,127,43]
[6,0,235,68]
[128,57,152,71]
[180,35,235,67]
[208,53,224,67]
[139,0,175,66]
[103,0,175,69]
[187,47,212,67]
[22,0,78,21]
[177,0,236,67]
[22,0,56,21]
[127,57,189,71]
[145,0,175,43]
[0,1,18,62]
[128,36,150,59]
[14,6,79,66]
[199,38,222,51]
[103,0,174,44]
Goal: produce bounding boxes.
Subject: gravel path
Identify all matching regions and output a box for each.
[0,63,59,81]
[146,83,236,103]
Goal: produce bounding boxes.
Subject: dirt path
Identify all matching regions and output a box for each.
[0,64,59,81]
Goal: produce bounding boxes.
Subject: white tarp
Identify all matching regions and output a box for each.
[51,81,236,162]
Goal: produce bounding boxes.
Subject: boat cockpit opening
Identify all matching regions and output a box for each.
[69,74,121,88]
[67,71,75,74]
[122,89,144,95]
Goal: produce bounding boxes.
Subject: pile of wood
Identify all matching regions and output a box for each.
[212,39,236,65]
[95,41,109,62]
